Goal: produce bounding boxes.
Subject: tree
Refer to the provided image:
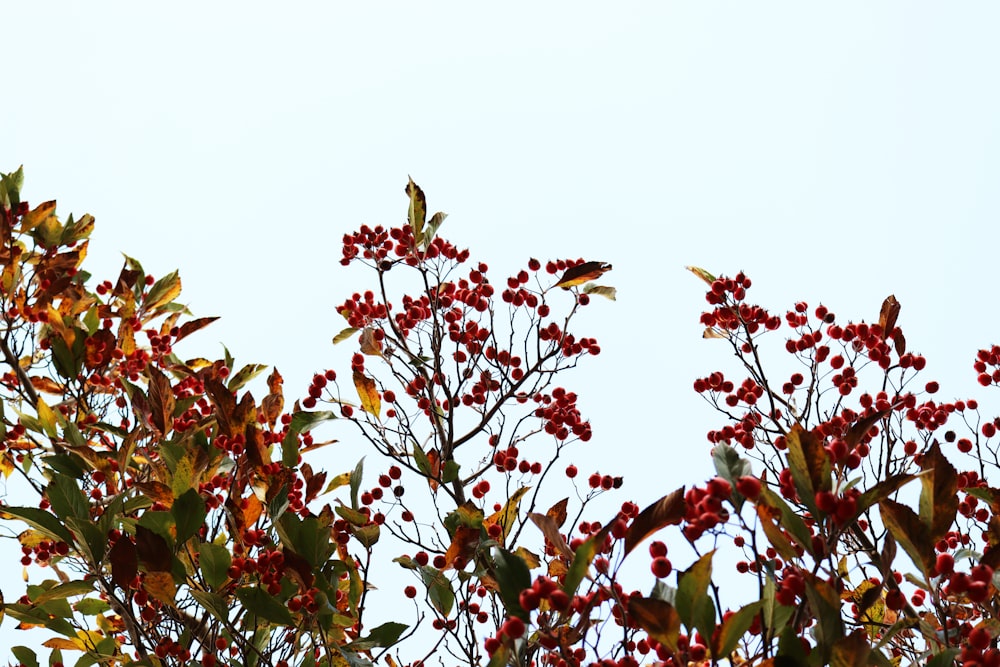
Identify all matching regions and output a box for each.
[3,166,1000,667]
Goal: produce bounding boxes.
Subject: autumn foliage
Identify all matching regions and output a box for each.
[2,167,1000,667]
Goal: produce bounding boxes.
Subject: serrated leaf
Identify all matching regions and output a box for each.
[227,363,268,392]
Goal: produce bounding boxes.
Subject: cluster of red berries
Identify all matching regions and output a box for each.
[286,586,326,614]
[19,538,70,566]
[302,370,336,409]
[533,387,592,441]
[814,488,860,524]
[682,477,732,541]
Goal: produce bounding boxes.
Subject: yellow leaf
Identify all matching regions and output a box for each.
[36,396,59,439]
[353,371,381,419]
[117,320,136,357]
[0,452,13,478]
[143,571,176,606]
[18,529,51,548]
[135,481,175,506]
[43,637,85,651]
[323,472,352,495]
[21,200,57,232]
[485,486,531,542]
[514,546,540,569]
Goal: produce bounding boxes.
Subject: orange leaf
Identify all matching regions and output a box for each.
[353,371,381,419]
[135,481,175,506]
[43,637,84,650]
[30,376,64,394]
[554,261,612,290]
[443,524,482,570]
[546,498,569,528]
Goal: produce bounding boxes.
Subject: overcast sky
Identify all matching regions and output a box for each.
[4,2,1000,654]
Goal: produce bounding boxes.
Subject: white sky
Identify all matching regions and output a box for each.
[3,2,1000,657]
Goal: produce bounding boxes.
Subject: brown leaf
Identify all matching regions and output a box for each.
[628,597,680,653]
[360,328,383,356]
[146,364,175,436]
[546,498,569,529]
[353,372,381,419]
[174,317,219,344]
[282,547,315,590]
[878,295,900,340]
[623,488,686,556]
[108,536,138,591]
[554,261,613,290]
[29,376,64,395]
[135,481,175,506]
[919,441,959,542]
[529,513,573,560]
[880,498,933,574]
[135,525,172,572]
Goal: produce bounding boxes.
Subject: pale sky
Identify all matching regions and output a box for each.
[3,2,1000,656]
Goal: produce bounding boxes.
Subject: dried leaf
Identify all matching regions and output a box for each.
[144,570,177,606]
[582,284,616,301]
[529,512,573,560]
[546,498,569,528]
[360,328,383,356]
[554,262,612,290]
[878,295,900,339]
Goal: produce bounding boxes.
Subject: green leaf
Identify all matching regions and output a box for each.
[420,565,455,617]
[785,424,830,516]
[65,518,107,568]
[3,506,74,544]
[563,524,611,596]
[353,523,380,549]
[712,444,751,482]
[137,511,175,547]
[803,573,844,663]
[31,579,95,604]
[12,647,39,667]
[227,363,268,392]
[73,598,111,615]
[756,487,814,558]
[927,649,961,667]
[675,550,715,642]
[236,586,295,626]
[143,269,181,313]
[171,488,207,544]
[189,589,231,622]
[344,621,408,651]
[349,458,364,510]
[442,459,460,484]
[198,542,232,590]
[880,498,933,576]
[46,474,89,522]
[714,600,762,659]
[493,548,532,621]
